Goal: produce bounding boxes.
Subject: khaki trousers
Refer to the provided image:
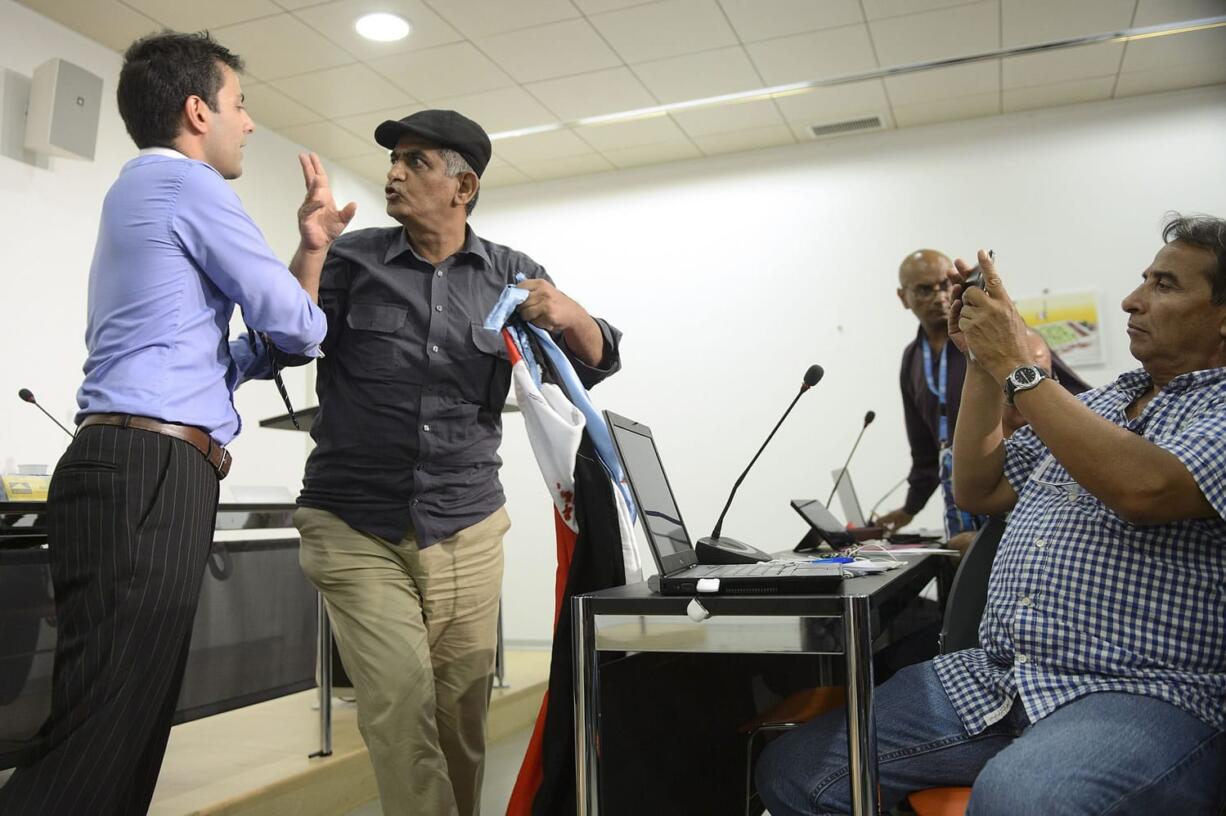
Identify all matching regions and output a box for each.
[295,506,508,816]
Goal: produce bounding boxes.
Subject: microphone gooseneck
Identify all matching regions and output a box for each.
[826,409,876,509]
[709,364,823,541]
[17,388,75,439]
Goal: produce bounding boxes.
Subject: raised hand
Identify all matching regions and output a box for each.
[297,152,357,252]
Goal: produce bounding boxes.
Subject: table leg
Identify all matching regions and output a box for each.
[843,595,878,815]
[572,595,600,815]
[310,593,333,759]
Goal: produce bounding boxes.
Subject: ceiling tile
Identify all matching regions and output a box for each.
[339,151,395,183]
[122,0,283,31]
[1120,26,1226,71]
[575,115,690,150]
[746,23,878,85]
[426,0,581,39]
[270,64,415,119]
[492,129,598,163]
[294,0,463,58]
[774,78,891,123]
[481,165,531,187]
[599,139,702,169]
[370,42,515,100]
[515,152,615,181]
[718,0,864,43]
[280,121,374,157]
[1002,75,1116,111]
[862,0,982,20]
[427,86,558,133]
[335,105,424,140]
[242,83,328,129]
[631,46,763,104]
[573,0,657,11]
[272,0,334,9]
[1002,42,1124,88]
[17,0,161,54]
[892,91,999,127]
[885,62,1000,105]
[525,67,657,120]
[477,19,623,83]
[1134,0,1226,26]
[213,15,355,80]
[590,0,739,64]
[692,124,796,155]
[1114,59,1226,95]
[870,1,999,65]
[1001,0,1135,47]
[671,98,784,136]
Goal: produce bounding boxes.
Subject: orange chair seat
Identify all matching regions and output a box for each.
[908,786,972,816]
[738,686,846,732]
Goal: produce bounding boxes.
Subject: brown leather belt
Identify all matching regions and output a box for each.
[79,414,232,479]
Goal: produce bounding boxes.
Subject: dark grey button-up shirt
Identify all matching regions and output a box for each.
[297,225,621,547]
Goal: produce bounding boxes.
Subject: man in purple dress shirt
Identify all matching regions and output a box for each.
[0,32,353,816]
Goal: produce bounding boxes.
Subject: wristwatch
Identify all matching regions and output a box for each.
[1004,364,1047,406]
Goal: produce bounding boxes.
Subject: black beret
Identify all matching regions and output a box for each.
[374,109,492,178]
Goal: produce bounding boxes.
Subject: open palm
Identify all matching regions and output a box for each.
[297,152,357,252]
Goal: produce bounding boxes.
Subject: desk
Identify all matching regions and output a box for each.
[572,554,942,816]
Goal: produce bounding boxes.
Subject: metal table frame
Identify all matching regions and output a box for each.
[571,555,942,816]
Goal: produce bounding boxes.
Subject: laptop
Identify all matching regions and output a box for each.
[605,410,842,596]
[830,468,867,527]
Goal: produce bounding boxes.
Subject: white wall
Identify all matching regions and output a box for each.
[0,0,388,498]
[480,84,1226,644]
[3,0,1224,645]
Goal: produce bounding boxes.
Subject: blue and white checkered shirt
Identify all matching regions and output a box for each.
[934,367,1226,734]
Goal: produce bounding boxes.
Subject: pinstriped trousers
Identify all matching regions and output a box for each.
[0,424,219,815]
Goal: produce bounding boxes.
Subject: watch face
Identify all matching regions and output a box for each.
[1013,366,1039,385]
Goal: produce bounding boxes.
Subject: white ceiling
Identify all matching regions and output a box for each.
[17,0,1226,188]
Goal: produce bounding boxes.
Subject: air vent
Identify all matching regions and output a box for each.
[808,115,884,139]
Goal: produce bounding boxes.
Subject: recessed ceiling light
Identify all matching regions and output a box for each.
[355,12,411,42]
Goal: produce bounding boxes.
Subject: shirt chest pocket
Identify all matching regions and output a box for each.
[457,323,511,410]
[343,302,407,375]
[1028,455,1095,515]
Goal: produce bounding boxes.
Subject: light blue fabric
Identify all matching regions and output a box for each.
[484,283,636,521]
[75,150,326,443]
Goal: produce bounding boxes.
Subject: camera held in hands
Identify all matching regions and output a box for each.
[961,249,995,293]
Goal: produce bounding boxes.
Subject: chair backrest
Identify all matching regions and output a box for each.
[938,516,1006,655]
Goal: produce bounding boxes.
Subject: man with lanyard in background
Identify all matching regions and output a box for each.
[877,249,1088,551]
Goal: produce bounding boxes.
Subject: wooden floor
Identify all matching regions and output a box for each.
[148,650,552,816]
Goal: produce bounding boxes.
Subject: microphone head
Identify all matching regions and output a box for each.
[18,388,35,403]
[864,410,876,426]
[803,364,824,388]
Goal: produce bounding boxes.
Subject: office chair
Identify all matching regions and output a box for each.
[907,516,1006,816]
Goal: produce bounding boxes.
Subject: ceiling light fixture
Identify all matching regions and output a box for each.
[488,15,1226,142]
[355,12,411,42]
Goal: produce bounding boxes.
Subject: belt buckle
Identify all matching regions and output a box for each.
[217,446,231,478]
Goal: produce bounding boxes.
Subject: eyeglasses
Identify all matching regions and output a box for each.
[907,280,953,300]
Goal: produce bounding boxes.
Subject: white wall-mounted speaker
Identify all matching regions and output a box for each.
[23,58,102,161]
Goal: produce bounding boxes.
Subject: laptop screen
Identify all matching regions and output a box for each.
[604,411,698,575]
[830,468,867,527]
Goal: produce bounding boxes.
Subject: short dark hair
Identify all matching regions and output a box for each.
[1163,213,1226,305]
[117,31,244,149]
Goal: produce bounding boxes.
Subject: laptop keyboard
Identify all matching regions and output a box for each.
[691,563,820,577]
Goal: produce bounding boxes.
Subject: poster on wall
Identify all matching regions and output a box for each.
[1015,289,1105,367]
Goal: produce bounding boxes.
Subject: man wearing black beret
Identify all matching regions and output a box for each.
[292,110,621,815]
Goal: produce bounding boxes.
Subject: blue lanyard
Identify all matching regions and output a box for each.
[921,339,949,444]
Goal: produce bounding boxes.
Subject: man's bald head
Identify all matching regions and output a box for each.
[897,249,955,335]
[1026,328,1053,375]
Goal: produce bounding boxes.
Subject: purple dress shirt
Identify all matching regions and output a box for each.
[75,149,326,444]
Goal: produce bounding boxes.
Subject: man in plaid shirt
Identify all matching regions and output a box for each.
[758,215,1226,815]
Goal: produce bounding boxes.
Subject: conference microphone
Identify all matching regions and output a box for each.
[18,388,75,439]
[696,364,824,565]
[826,410,876,509]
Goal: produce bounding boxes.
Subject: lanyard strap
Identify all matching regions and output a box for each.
[921,339,949,444]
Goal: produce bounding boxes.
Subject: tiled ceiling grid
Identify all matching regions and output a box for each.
[16,0,1226,188]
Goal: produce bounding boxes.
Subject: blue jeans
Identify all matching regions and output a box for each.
[755,661,1226,815]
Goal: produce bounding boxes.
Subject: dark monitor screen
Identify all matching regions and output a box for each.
[605,411,697,575]
[791,498,845,533]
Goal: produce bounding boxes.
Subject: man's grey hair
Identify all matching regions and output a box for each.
[1163,212,1226,305]
[439,148,479,215]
